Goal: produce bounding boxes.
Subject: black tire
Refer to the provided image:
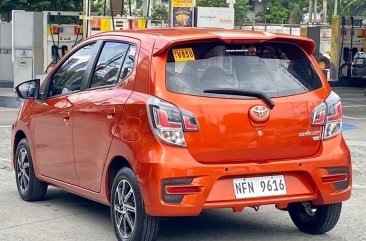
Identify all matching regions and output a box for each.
[110,167,160,241]
[288,202,342,235]
[15,138,48,201]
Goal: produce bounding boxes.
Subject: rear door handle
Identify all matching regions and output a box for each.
[107,108,116,120]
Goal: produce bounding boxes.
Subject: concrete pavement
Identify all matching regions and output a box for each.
[0,108,17,162]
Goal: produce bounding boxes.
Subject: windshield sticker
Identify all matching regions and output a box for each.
[226,46,257,56]
[225,49,246,53]
[172,48,195,62]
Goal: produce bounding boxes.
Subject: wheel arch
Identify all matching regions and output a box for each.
[13,130,27,167]
[105,155,133,202]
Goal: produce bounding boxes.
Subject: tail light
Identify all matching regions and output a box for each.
[181,110,199,131]
[147,96,199,147]
[312,92,342,140]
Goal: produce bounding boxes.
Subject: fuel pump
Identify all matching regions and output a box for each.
[43,11,83,74]
[300,25,330,78]
[339,16,356,78]
[330,15,366,81]
[338,16,348,78]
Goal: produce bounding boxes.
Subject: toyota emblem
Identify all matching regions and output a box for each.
[249,105,270,123]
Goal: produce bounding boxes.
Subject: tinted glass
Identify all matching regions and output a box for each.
[90,42,130,88]
[120,45,136,80]
[166,42,322,98]
[48,43,95,97]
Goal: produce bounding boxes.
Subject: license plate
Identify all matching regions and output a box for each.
[233,175,287,199]
[356,58,364,65]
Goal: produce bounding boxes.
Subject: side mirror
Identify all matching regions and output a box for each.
[15,79,40,99]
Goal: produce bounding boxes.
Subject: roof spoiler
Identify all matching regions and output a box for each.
[152,35,315,57]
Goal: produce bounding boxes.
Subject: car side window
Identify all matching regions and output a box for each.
[120,45,136,80]
[47,43,95,98]
[90,42,135,88]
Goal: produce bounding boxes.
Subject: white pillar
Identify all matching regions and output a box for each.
[314,0,317,23]
[82,0,91,38]
[323,0,327,23]
[228,0,234,9]
[333,0,338,15]
[309,0,313,24]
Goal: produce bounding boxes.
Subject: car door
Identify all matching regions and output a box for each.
[31,43,98,185]
[73,40,138,192]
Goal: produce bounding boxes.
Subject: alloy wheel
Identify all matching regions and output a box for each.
[17,148,30,192]
[114,179,137,239]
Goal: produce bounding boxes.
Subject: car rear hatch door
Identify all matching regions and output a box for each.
[163,40,326,163]
[179,93,323,163]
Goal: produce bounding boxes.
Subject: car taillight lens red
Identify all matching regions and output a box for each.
[312,103,326,125]
[326,101,342,122]
[165,185,203,194]
[154,109,182,129]
[312,92,342,140]
[182,110,199,131]
[147,96,199,147]
[321,174,347,183]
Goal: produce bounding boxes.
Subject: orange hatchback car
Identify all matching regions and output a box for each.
[12,28,351,241]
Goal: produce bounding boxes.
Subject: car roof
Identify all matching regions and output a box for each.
[93,28,316,56]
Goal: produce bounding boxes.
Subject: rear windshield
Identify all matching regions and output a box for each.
[166,42,322,98]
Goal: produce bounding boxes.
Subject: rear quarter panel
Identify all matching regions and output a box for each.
[101,35,156,203]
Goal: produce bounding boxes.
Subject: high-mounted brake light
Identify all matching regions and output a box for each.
[147,96,199,147]
[312,92,342,140]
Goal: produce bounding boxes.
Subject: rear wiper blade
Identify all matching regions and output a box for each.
[203,88,275,109]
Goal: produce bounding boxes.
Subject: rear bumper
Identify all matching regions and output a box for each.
[137,134,351,217]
